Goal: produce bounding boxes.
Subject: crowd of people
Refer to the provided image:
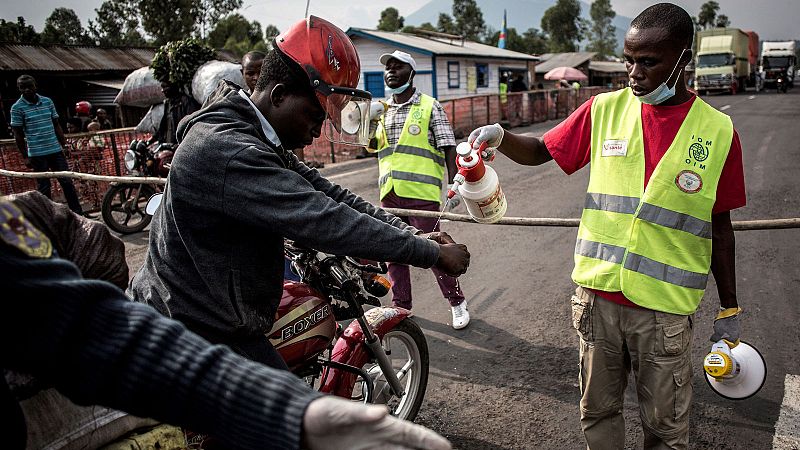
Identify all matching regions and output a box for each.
[2,3,749,449]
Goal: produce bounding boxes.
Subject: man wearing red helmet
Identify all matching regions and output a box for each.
[130,16,470,369]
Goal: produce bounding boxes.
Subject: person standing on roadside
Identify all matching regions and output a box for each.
[10,75,83,215]
[369,50,471,330]
[468,3,746,448]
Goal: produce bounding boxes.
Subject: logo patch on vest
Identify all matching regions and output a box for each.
[686,134,710,170]
[675,170,703,194]
[602,139,628,157]
[408,124,421,135]
[0,200,52,258]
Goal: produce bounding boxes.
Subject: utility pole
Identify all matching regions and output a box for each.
[305,0,311,18]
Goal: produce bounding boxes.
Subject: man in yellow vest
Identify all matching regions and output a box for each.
[370,50,470,330]
[468,4,746,448]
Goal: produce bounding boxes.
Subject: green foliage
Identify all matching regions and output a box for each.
[151,38,215,87]
[586,0,617,58]
[452,0,485,41]
[41,8,91,45]
[208,14,261,48]
[402,22,436,34]
[88,0,146,47]
[264,24,280,42]
[139,0,197,45]
[486,27,548,55]
[139,0,241,45]
[715,14,730,28]
[437,13,456,34]
[541,0,583,52]
[0,17,40,44]
[377,7,404,32]
[698,1,720,30]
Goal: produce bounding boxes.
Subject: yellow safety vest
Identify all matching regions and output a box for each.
[572,88,733,315]
[374,94,445,203]
[499,83,508,103]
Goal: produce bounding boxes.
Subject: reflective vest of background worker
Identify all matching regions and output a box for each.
[368,50,470,330]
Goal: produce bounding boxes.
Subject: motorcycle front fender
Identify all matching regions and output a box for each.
[319,306,411,398]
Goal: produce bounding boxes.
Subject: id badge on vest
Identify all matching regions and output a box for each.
[602,139,628,157]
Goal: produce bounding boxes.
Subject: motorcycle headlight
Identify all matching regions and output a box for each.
[124,149,137,172]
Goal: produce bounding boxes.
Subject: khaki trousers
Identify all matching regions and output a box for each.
[571,287,694,450]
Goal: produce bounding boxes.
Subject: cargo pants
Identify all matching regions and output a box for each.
[571,287,694,450]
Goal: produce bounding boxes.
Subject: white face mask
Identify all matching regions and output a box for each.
[636,49,688,105]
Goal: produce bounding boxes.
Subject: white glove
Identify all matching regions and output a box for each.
[303,396,452,450]
[446,184,462,210]
[468,123,504,159]
[369,101,388,121]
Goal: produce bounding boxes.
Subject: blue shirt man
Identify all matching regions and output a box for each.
[10,75,82,214]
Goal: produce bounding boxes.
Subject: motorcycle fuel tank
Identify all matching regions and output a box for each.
[268,281,336,369]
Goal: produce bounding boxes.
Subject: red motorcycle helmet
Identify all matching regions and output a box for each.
[275,16,372,145]
[75,100,92,116]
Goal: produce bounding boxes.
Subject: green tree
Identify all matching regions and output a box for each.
[139,0,196,45]
[208,14,261,49]
[0,17,40,44]
[486,27,548,54]
[192,0,243,38]
[377,7,404,32]
[437,13,456,34]
[88,0,147,46]
[715,14,730,28]
[452,0,485,41]
[698,1,719,30]
[541,0,583,52]
[587,0,616,58]
[41,8,90,45]
[138,0,241,45]
[264,24,280,42]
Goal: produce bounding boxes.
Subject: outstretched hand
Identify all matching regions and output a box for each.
[303,396,452,450]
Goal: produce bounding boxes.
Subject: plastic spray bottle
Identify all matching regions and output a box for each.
[446,141,507,223]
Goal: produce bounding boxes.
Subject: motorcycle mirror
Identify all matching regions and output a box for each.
[145,193,163,216]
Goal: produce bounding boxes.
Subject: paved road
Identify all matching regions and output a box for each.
[122,88,800,449]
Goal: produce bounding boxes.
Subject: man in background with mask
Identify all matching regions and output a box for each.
[468,3,746,448]
[369,50,471,330]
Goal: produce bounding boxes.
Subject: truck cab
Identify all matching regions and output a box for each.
[694,28,759,95]
[760,41,796,88]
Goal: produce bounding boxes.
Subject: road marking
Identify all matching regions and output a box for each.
[326,166,376,181]
[720,105,731,111]
[773,374,800,449]
[748,95,756,100]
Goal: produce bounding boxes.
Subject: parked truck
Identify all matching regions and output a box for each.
[694,28,759,95]
[760,41,796,89]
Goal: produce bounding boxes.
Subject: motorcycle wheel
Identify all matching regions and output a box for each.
[359,317,429,421]
[101,183,155,234]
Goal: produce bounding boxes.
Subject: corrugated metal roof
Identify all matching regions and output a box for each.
[588,61,627,74]
[0,44,155,72]
[83,79,126,90]
[348,28,539,61]
[535,52,597,73]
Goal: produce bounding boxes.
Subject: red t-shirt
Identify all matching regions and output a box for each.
[543,94,746,307]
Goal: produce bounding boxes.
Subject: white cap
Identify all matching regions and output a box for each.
[379,50,417,71]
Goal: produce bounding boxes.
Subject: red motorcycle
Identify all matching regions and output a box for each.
[275,242,429,420]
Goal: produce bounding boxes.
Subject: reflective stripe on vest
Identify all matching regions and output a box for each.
[378,144,446,166]
[376,94,444,203]
[571,88,733,315]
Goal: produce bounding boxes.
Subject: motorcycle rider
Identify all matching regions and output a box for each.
[1,197,452,450]
[129,16,470,369]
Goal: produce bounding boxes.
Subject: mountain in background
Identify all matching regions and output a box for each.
[405,0,632,54]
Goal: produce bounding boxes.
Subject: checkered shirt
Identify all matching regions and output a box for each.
[382,90,456,150]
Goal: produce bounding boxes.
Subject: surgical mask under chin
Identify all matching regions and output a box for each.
[387,81,411,96]
[636,49,687,105]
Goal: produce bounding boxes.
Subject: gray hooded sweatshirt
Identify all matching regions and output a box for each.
[129,81,438,342]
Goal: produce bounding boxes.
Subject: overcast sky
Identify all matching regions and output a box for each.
[4,0,798,41]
